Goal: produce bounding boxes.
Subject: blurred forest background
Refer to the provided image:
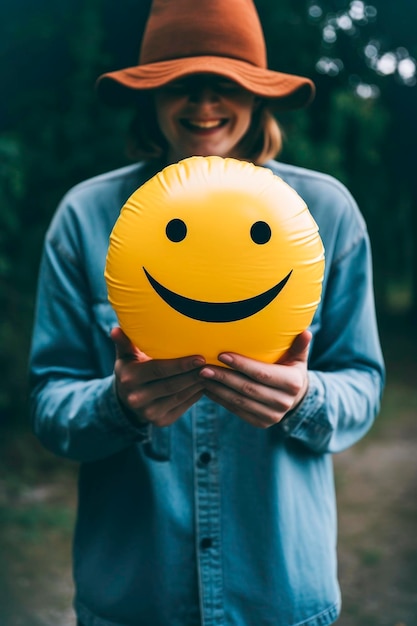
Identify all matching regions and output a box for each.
[0,0,417,625]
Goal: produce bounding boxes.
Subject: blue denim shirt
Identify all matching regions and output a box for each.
[29,159,384,626]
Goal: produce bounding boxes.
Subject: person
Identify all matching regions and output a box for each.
[29,0,384,625]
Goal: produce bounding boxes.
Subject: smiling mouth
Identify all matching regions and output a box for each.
[143,267,292,323]
[180,118,228,131]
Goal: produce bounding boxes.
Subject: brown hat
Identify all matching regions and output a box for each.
[96,0,315,110]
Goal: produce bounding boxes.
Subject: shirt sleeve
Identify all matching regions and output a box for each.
[29,228,151,463]
[279,230,385,453]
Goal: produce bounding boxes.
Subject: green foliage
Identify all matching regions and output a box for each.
[0,135,25,277]
[0,2,133,426]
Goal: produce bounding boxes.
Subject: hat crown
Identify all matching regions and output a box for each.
[139,0,267,68]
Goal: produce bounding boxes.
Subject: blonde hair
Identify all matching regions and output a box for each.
[127,97,282,165]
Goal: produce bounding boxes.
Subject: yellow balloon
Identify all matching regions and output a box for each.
[105,156,325,364]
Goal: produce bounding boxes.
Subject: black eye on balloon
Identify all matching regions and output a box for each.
[250,221,271,244]
[166,219,187,242]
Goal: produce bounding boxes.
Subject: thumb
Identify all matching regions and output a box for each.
[278,330,312,366]
[110,327,145,361]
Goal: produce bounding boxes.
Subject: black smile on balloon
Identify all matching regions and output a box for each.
[143,267,293,323]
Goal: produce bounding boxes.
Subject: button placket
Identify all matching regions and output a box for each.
[193,398,225,626]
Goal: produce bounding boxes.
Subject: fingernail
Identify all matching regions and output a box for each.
[218,353,233,364]
[200,367,215,378]
[192,357,206,367]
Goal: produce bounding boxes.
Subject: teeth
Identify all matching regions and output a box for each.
[188,119,222,129]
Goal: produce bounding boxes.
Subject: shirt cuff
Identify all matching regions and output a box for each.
[98,376,152,444]
[279,371,332,447]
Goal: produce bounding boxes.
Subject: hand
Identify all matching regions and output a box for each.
[199,330,311,428]
[111,327,206,427]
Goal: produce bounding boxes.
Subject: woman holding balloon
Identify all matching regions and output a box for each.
[29,0,384,625]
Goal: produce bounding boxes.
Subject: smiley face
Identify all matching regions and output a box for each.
[143,265,292,322]
[144,218,292,324]
[105,156,324,364]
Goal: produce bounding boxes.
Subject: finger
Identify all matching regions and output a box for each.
[139,384,205,427]
[203,388,278,428]
[111,327,145,361]
[128,368,205,408]
[202,375,293,418]
[154,368,206,397]
[136,354,206,386]
[214,331,311,383]
[278,330,312,366]
[111,326,206,383]
[159,387,205,426]
[213,353,278,389]
[200,364,275,402]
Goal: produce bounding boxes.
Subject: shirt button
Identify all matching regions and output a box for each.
[199,451,212,465]
[200,537,213,549]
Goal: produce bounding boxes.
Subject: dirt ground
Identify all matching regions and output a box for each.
[335,414,417,624]
[1,323,416,626]
[334,323,417,626]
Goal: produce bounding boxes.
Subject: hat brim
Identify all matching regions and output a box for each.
[96,56,315,110]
